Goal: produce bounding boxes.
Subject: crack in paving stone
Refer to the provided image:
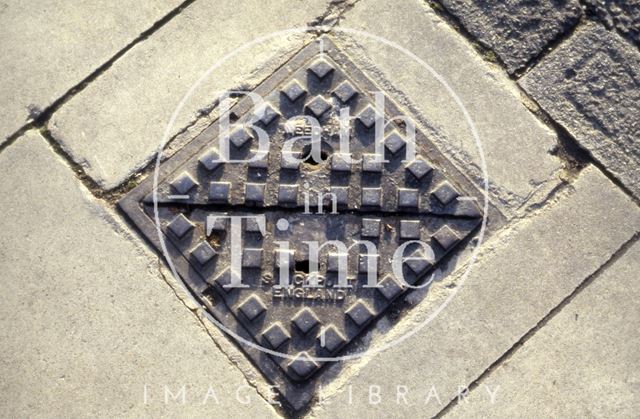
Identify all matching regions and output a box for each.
[21,7,353,207]
[0,0,198,153]
[433,229,640,418]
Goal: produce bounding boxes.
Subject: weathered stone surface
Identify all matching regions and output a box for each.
[0,0,182,142]
[0,132,277,418]
[583,0,640,45]
[448,240,640,418]
[337,0,562,215]
[437,0,582,73]
[311,166,640,417]
[521,24,640,199]
[49,0,332,190]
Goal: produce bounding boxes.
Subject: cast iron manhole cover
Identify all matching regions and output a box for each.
[120,37,492,411]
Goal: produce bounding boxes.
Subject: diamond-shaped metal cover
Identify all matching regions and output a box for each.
[119,36,492,411]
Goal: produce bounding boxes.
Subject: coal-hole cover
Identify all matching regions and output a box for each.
[120,36,488,411]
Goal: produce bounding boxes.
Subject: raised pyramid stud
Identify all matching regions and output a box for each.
[191,242,216,266]
[377,274,404,301]
[329,186,348,206]
[248,150,268,168]
[398,188,419,208]
[282,80,307,102]
[385,131,406,155]
[331,153,351,172]
[404,248,432,277]
[208,215,227,231]
[254,103,279,126]
[198,149,222,171]
[345,300,374,326]
[262,322,290,349]
[237,295,267,321]
[399,220,421,239]
[357,105,378,129]
[278,184,298,204]
[170,172,198,194]
[432,181,459,206]
[407,157,433,179]
[245,183,265,203]
[288,352,319,379]
[209,181,230,203]
[308,58,334,79]
[361,188,381,207]
[245,218,263,233]
[212,268,234,293]
[362,153,383,172]
[242,248,262,268]
[318,325,347,353]
[358,252,378,273]
[361,218,381,238]
[405,258,431,279]
[332,80,358,103]
[432,225,460,251]
[280,151,301,170]
[305,95,332,118]
[292,308,320,334]
[228,127,252,148]
[327,252,348,272]
[167,214,194,238]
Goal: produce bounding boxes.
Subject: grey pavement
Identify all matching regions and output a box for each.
[583,0,640,45]
[436,0,582,74]
[521,23,640,200]
[0,131,278,418]
[447,239,640,418]
[1,0,638,417]
[310,165,640,417]
[48,0,334,190]
[0,0,183,142]
[336,0,562,217]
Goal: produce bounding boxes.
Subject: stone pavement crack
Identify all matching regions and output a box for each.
[515,178,571,217]
[422,1,637,209]
[426,0,583,77]
[579,0,640,47]
[424,0,509,70]
[38,127,137,205]
[32,30,335,208]
[307,0,363,30]
[519,101,592,178]
[0,0,198,151]
[421,1,640,210]
[513,19,584,80]
[521,84,640,209]
[434,230,640,418]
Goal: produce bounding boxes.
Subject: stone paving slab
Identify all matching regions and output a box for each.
[336,0,562,216]
[0,131,278,418]
[436,0,582,74]
[0,0,183,142]
[48,0,333,190]
[521,23,640,200]
[310,165,640,417]
[583,0,640,45]
[447,239,640,418]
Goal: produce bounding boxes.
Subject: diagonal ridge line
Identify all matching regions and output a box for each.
[1,0,198,149]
